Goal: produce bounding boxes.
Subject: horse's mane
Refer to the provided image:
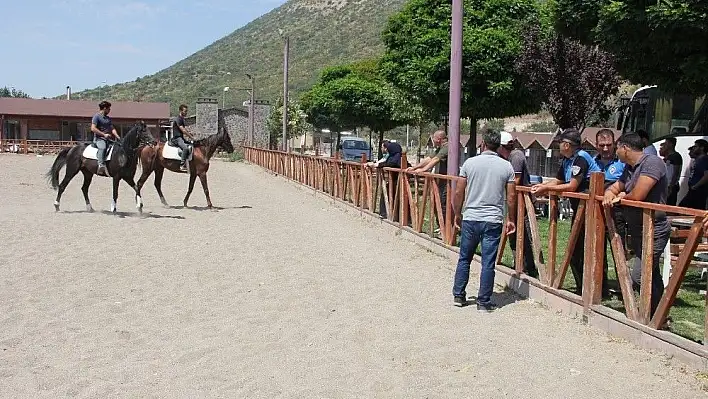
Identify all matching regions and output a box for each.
[193,131,221,148]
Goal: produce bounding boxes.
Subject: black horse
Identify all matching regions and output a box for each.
[47,121,157,213]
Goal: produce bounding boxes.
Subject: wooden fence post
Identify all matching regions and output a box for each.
[584,172,605,308]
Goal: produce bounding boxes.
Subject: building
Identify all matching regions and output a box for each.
[0,97,169,153]
[183,98,271,152]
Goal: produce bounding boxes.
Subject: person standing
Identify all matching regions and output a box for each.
[452,129,516,311]
[594,129,626,297]
[636,130,658,155]
[531,128,601,295]
[659,137,683,206]
[603,132,669,317]
[679,139,708,209]
[407,130,449,234]
[496,131,540,278]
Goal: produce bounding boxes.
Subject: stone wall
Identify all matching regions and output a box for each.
[194,98,219,138]
[185,97,271,152]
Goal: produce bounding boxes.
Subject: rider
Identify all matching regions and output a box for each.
[171,104,195,171]
[90,101,120,176]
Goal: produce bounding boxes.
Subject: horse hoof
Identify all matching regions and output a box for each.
[54,205,60,212]
[86,205,94,213]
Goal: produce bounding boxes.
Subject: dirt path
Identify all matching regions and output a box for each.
[0,154,705,398]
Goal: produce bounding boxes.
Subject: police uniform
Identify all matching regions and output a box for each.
[556,149,601,294]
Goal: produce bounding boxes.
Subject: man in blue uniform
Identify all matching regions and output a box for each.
[90,101,120,176]
[594,129,626,298]
[531,128,601,295]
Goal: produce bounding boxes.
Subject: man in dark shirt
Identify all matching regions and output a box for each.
[171,104,195,171]
[679,139,708,209]
[594,129,627,297]
[532,128,601,294]
[659,137,683,206]
[603,132,669,318]
[497,131,540,278]
[407,130,450,234]
[90,101,120,176]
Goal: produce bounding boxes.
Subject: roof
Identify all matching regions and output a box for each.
[0,97,170,120]
[427,127,622,151]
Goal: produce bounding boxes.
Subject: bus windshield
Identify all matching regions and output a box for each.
[623,87,707,142]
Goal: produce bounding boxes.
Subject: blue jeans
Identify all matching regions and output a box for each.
[453,220,502,305]
[94,137,108,166]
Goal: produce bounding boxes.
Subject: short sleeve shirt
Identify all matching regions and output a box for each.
[556,150,600,192]
[595,155,626,189]
[619,154,670,234]
[688,155,708,187]
[431,143,449,175]
[459,150,515,223]
[508,149,530,187]
[664,152,683,186]
[171,115,185,139]
[91,112,113,135]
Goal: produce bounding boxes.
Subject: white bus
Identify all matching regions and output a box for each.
[617,85,708,201]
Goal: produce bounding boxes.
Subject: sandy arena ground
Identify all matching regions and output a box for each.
[1,153,707,398]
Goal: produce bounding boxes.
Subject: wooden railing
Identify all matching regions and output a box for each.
[245,146,708,356]
[0,139,79,154]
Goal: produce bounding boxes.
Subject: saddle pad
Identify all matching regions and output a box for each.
[163,142,193,161]
[83,144,114,161]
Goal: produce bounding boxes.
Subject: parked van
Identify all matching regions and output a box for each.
[338,137,372,161]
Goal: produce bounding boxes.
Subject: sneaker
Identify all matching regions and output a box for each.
[476,302,497,312]
[453,296,467,307]
[97,165,107,176]
[179,164,188,172]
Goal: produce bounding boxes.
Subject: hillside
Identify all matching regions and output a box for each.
[64,0,407,114]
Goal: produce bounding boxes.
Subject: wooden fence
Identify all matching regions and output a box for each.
[244,146,708,361]
[0,139,79,154]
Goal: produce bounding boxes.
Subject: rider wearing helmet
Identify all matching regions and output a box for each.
[90,101,120,176]
[171,104,195,171]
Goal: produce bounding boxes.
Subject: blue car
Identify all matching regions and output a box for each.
[339,137,372,161]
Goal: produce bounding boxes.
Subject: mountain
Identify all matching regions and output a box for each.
[65,0,408,113]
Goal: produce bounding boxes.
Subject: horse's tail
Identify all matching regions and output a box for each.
[47,147,71,190]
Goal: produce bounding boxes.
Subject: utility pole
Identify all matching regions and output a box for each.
[447,0,462,176]
[282,34,290,152]
[246,74,255,147]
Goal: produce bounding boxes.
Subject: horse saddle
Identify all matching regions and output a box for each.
[163,141,194,162]
[83,142,115,161]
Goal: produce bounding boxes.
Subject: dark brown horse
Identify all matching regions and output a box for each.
[136,127,234,208]
[47,121,156,213]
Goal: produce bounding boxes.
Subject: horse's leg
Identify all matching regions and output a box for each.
[153,166,168,206]
[111,176,120,213]
[123,176,143,213]
[198,172,213,208]
[136,162,153,203]
[183,173,197,208]
[81,169,94,212]
[54,163,80,212]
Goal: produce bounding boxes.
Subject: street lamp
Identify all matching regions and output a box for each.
[223,86,229,108]
[279,28,290,152]
[246,73,255,146]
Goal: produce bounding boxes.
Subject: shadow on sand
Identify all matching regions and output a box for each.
[60,210,185,219]
[168,205,253,212]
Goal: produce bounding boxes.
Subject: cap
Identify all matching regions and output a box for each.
[500,131,514,146]
[558,128,582,146]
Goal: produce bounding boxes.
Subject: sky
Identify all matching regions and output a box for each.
[0,0,288,98]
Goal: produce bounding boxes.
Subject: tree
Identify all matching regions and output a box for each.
[516,24,620,130]
[554,0,708,94]
[380,0,541,155]
[300,61,404,155]
[266,98,310,149]
[0,86,30,98]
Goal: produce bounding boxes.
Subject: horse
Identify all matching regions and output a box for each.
[47,121,157,213]
[136,126,235,208]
